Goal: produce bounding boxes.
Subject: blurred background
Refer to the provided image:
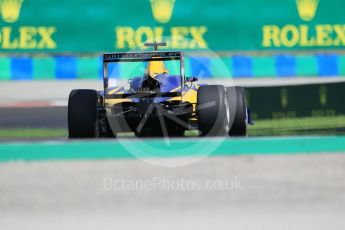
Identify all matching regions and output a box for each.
[1,1,345,230]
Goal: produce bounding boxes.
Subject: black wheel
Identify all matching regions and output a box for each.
[68,89,99,138]
[197,85,229,136]
[227,87,247,136]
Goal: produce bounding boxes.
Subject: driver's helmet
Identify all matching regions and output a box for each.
[145,60,169,79]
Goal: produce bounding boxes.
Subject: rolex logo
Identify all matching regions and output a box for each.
[296,0,319,21]
[150,0,175,24]
[0,0,24,23]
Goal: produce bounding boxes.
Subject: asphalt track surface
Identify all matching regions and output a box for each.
[0,107,67,128]
[0,153,345,230]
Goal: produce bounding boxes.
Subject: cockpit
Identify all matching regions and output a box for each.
[141,60,169,91]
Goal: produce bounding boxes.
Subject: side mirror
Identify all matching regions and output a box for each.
[186,77,198,83]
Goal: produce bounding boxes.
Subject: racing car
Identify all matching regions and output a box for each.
[68,42,250,138]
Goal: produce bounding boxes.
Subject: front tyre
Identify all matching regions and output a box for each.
[68,89,99,138]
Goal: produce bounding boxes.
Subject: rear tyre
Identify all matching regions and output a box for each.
[197,85,228,136]
[227,87,247,136]
[68,89,99,138]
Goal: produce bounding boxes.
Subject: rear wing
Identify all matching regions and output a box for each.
[103,51,182,63]
[102,51,185,103]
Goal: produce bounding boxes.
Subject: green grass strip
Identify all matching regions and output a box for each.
[248,116,345,136]
[0,129,67,138]
[0,136,344,162]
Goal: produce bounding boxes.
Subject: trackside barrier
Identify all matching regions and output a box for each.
[246,82,345,119]
[1,54,345,80]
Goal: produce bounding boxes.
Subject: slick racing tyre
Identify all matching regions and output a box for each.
[197,85,229,136]
[226,86,247,136]
[68,89,99,138]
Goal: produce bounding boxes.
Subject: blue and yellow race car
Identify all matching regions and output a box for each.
[68,42,249,138]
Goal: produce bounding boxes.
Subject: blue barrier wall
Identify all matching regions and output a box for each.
[1,54,344,80]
